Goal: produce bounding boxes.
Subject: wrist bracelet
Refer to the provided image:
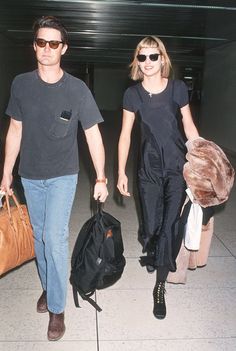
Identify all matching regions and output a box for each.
[96,178,108,185]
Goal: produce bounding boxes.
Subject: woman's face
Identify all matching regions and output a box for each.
[137,46,163,78]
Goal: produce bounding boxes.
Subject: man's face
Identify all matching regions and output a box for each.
[33,27,68,67]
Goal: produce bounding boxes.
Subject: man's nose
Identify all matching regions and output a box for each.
[44,42,51,50]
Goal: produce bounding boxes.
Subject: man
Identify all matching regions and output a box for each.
[0,16,108,341]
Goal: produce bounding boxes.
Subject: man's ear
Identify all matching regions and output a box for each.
[61,44,68,56]
[33,41,36,52]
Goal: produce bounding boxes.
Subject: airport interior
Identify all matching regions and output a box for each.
[0,1,236,350]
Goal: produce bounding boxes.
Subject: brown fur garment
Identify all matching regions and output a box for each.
[183,138,235,207]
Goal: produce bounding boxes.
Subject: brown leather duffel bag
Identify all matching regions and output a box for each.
[0,194,35,276]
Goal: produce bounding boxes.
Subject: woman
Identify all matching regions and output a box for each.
[117,36,199,320]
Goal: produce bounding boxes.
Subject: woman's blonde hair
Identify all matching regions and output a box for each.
[130,36,172,81]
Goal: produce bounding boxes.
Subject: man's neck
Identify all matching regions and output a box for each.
[37,65,64,83]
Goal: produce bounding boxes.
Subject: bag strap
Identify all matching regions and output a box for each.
[96,200,104,214]
[5,193,24,215]
[72,285,102,312]
[4,194,29,232]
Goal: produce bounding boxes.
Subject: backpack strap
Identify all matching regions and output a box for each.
[72,285,102,312]
[72,285,81,308]
[80,291,102,312]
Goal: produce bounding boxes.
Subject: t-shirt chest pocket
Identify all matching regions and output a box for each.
[49,110,73,138]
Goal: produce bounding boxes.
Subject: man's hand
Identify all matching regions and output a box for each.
[94,182,108,202]
[0,173,13,195]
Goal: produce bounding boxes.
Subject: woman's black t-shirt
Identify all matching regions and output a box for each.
[123,79,189,175]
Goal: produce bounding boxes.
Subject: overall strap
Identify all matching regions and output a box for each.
[171,79,175,101]
[134,83,144,103]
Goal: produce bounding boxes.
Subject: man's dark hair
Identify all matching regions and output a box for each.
[33,16,68,44]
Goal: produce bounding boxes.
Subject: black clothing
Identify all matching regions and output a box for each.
[156,266,170,282]
[6,70,103,179]
[123,79,188,272]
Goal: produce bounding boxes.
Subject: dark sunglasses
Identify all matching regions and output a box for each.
[35,38,64,49]
[137,53,160,62]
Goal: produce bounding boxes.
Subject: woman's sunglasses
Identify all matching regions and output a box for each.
[35,38,64,49]
[137,53,160,62]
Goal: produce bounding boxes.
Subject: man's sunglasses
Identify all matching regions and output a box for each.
[137,53,160,62]
[35,38,64,49]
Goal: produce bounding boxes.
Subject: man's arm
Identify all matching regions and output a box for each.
[0,118,22,194]
[84,124,108,202]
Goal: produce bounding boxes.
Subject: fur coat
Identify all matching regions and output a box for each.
[167,138,235,284]
[183,138,235,207]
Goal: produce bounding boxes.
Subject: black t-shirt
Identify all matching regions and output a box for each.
[123,79,188,113]
[6,70,103,179]
[122,79,189,173]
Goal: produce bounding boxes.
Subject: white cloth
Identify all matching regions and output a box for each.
[184,188,203,250]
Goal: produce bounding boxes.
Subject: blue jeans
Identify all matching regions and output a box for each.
[21,175,78,314]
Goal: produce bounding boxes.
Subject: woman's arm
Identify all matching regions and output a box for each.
[117,109,135,196]
[181,104,199,140]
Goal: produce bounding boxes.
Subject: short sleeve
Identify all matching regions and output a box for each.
[173,80,189,108]
[5,78,23,121]
[123,87,137,113]
[78,83,103,130]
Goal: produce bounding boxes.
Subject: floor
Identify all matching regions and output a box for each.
[0,123,236,351]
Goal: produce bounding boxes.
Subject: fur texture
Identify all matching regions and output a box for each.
[183,138,235,207]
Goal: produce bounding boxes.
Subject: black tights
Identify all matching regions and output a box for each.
[156,266,169,283]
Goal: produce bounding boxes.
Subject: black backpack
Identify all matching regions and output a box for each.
[70,204,126,311]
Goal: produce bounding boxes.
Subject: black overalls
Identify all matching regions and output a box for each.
[135,80,187,272]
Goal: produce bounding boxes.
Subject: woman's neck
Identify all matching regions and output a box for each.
[142,76,167,94]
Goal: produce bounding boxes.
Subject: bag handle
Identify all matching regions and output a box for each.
[4,193,29,232]
[5,193,24,216]
[96,200,103,214]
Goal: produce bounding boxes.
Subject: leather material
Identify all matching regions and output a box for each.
[0,194,35,275]
[47,312,65,341]
[37,291,48,313]
[153,283,166,319]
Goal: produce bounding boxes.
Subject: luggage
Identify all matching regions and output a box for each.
[0,194,35,276]
[70,204,126,311]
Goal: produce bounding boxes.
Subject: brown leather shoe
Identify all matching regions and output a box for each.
[37,291,48,313]
[47,312,65,341]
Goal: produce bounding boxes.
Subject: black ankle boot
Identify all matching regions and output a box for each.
[153,282,166,319]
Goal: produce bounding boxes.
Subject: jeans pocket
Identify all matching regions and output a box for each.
[50,116,71,138]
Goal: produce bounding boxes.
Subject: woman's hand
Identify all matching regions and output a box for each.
[117,173,130,196]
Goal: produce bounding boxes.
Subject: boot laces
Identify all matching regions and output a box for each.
[154,282,166,304]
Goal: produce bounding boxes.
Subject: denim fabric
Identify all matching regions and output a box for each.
[21,174,78,313]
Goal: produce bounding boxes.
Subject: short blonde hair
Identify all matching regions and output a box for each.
[130,36,172,81]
